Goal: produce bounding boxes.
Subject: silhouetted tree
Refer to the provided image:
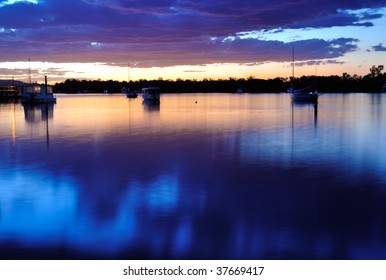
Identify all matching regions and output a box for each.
[53,70,386,94]
[369,65,384,78]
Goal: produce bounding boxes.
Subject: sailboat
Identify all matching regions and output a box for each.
[121,63,138,98]
[122,88,138,98]
[288,47,318,103]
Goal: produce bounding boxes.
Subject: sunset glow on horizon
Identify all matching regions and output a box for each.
[0,1,385,84]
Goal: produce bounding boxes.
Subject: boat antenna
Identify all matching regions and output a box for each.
[128,62,130,83]
[45,75,48,95]
[292,45,295,81]
[28,58,31,84]
[314,61,318,91]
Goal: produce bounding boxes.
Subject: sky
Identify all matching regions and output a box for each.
[0,0,385,83]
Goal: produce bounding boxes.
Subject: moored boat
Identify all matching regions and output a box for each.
[21,76,56,103]
[290,90,319,102]
[121,87,138,98]
[288,86,318,102]
[288,47,318,103]
[0,85,21,100]
[142,87,160,102]
[121,62,139,98]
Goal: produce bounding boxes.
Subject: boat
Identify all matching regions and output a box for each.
[121,62,138,98]
[21,76,56,103]
[288,86,318,102]
[0,85,21,100]
[142,87,160,102]
[127,91,139,98]
[0,79,23,100]
[121,87,138,98]
[288,47,318,103]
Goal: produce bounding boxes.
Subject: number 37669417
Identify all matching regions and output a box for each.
[216,266,264,276]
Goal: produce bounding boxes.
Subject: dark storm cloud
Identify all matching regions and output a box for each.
[0,35,359,67]
[0,0,385,67]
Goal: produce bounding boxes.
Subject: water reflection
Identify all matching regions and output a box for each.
[1,93,386,259]
[291,101,318,129]
[23,103,54,123]
[22,103,54,148]
[142,100,160,111]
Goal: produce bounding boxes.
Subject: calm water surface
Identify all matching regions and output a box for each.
[1,93,386,259]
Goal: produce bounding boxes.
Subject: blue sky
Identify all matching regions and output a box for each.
[0,0,385,83]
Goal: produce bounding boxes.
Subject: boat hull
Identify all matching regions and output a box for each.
[291,93,318,103]
[122,88,138,98]
[21,96,56,103]
[126,93,138,98]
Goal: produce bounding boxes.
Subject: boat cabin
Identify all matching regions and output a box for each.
[142,87,160,101]
[22,84,56,103]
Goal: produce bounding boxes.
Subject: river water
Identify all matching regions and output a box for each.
[1,93,386,259]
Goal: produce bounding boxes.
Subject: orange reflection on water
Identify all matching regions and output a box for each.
[12,104,16,145]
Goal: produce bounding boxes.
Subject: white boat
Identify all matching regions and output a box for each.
[288,47,318,103]
[289,90,318,102]
[21,76,56,103]
[142,87,160,102]
[288,86,318,102]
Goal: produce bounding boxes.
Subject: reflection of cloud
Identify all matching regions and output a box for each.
[2,94,386,259]
[0,166,77,241]
[144,174,179,213]
[0,160,199,258]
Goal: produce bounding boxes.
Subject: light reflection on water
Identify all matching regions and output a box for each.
[1,93,386,259]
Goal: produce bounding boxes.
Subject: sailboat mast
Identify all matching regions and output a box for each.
[127,62,130,84]
[28,58,31,84]
[292,46,295,80]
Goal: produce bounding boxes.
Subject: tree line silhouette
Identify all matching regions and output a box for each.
[53,65,385,94]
